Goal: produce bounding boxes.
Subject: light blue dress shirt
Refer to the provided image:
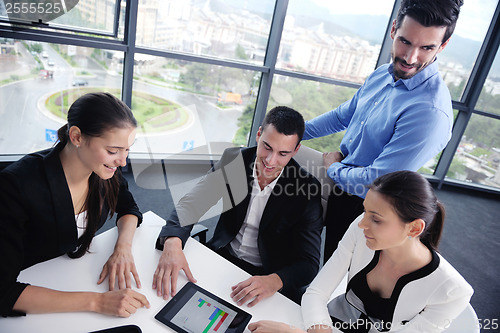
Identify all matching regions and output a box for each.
[303,61,453,198]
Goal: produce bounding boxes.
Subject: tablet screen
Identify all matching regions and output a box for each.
[155,282,251,333]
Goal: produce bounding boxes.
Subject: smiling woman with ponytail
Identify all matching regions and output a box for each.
[0,92,150,318]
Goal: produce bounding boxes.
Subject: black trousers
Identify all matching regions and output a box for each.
[323,187,365,264]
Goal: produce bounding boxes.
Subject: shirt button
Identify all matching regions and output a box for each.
[349,139,353,143]
[361,121,364,125]
[374,101,378,105]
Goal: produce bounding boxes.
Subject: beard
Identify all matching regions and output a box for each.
[392,56,424,80]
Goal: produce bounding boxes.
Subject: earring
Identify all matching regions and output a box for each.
[408,235,412,240]
[76,145,80,148]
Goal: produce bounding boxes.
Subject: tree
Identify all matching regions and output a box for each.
[180,63,210,92]
[30,43,43,54]
[233,104,255,146]
[235,44,248,60]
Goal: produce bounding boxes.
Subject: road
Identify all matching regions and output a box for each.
[0,44,243,157]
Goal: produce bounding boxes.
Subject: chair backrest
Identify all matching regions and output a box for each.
[443,303,479,333]
[293,145,334,219]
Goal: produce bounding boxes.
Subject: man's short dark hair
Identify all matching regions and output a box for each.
[261,106,305,144]
[395,0,463,44]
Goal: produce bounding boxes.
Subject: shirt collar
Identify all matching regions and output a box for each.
[252,159,284,192]
[388,58,439,90]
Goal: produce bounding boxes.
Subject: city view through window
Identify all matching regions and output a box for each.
[0,0,499,191]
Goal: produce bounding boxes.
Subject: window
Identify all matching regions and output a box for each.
[446,114,500,190]
[0,40,123,155]
[440,0,498,101]
[268,75,357,152]
[279,0,394,83]
[135,0,275,64]
[476,45,500,116]
[0,0,500,196]
[130,56,259,155]
[0,0,122,36]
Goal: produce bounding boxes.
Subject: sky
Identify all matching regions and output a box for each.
[310,0,499,42]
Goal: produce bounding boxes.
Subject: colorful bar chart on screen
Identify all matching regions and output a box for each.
[171,291,237,332]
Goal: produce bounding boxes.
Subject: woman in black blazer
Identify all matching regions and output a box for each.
[0,92,150,317]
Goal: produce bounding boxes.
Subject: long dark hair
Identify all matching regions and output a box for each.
[369,171,445,250]
[57,92,137,258]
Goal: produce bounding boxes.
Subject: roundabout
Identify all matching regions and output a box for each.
[43,87,192,133]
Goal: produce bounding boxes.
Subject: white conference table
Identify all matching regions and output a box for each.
[0,211,304,333]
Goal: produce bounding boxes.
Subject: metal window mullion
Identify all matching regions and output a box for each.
[460,2,500,108]
[134,46,269,72]
[121,0,138,107]
[274,68,360,89]
[248,0,289,146]
[434,2,500,187]
[0,26,125,51]
[113,0,122,38]
[375,0,401,68]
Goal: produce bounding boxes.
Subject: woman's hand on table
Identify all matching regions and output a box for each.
[94,289,150,317]
[98,243,141,290]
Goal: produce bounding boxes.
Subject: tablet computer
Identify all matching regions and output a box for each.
[155,282,252,333]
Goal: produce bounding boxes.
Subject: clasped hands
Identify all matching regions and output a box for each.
[153,237,283,307]
[322,151,344,170]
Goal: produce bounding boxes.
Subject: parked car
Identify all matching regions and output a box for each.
[47,59,55,66]
[72,79,88,86]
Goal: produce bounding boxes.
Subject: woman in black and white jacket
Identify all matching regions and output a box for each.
[249,171,473,333]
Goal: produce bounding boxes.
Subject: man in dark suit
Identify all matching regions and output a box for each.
[153,106,323,306]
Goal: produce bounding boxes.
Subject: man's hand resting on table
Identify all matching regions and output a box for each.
[248,320,308,333]
[230,274,283,307]
[152,237,197,299]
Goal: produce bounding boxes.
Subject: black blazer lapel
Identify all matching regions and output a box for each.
[233,147,256,229]
[43,144,78,253]
[258,173,289,233]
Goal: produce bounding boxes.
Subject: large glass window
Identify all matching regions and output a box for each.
[0,40,122,155]
[267,75,357,152]
[476,45,500,116]
[279,0,394,83]
[0,0,121,35]
[440,0,497,101]
[446,114,500,189]
[1,0,500,197]
[130,56,259,155]
[135,0,275,64]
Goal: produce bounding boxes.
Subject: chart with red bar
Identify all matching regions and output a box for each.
[171,291,237,332]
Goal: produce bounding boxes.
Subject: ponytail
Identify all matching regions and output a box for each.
[369,171,445,251]
[421,201,445,250]
[57,124,69,146]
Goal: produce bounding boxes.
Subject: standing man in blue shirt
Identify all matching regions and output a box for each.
[303,0,463,262]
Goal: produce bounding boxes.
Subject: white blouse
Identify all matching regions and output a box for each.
[75,210,88,239]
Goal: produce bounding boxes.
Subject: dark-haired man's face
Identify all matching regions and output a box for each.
[255,124,300,188]
[390,16,448,80]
